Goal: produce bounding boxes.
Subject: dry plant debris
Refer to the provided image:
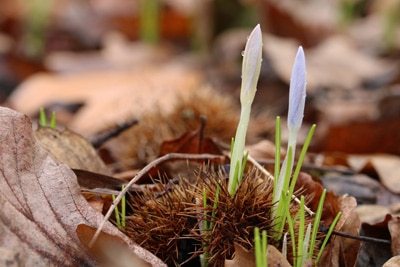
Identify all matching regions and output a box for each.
[0,106,165,266]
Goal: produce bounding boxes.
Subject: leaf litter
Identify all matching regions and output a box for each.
[0,106,165,266]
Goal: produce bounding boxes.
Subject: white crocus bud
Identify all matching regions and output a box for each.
[240,24,263,106]
[228,24,263,195]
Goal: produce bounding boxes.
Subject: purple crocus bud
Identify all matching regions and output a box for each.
[287,46,306,146]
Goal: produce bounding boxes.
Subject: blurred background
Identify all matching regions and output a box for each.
[0,0,400,158]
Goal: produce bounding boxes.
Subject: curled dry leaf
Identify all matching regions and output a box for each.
[0,107,165,266]
[33,127,110,175]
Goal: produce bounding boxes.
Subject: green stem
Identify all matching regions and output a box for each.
[228,105,251,195]
[139,0,160,44]
[315,212,342,264]
[288,124,316,199]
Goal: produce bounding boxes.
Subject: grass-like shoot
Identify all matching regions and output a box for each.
[39,108,57,129]
[112,185,126,231]
[254,227,268,267]
[228,24,263,195]
[139,0,160,44]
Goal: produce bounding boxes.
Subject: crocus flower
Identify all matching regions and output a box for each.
[287,46,306,149]
[228,24,263,195]
[273,46,307,206]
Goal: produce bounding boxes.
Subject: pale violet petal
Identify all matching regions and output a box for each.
[287,46,307,133]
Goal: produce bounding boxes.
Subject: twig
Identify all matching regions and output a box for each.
[320,225,391,245]
[89,153,225,247]
[247,154,315,216]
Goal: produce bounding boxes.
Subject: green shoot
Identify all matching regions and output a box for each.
[315,212,342,264]
[284,199,296,265]
[112,185,126,231]
[202,188,209,267]
[308,189,327,259]
[39,108,47,127]
[24,0,53,58]
[39,108,57,129]
[112,194,121,229]
[254,227,268,267]
[50,111,56,129]
[297,196,306,265]
[139,0,160,44]
[288,124,316,200]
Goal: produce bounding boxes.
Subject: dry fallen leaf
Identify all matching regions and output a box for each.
[224,242,291,267]
[348,154,400,194]
[0,106,165,266]
[319,195,361,267]
[388,216,400,256]
[34,127,110,175]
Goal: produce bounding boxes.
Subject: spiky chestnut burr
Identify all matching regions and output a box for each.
[123,177,201,266]
[120,166,319,266]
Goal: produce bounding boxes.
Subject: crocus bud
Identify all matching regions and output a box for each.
[228,24,263,195]
[240,24,263,106]
[287,46,306,146]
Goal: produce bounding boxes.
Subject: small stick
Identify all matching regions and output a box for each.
[247,154,315,216]
[89,153,225,247]
[320,225,391,245]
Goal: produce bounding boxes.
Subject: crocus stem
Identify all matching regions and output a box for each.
[228,105,251,195]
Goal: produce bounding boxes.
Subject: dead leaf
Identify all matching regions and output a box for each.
[0,107,165,266]
[262,0,336,47]
[76,224,151,267]
[348,154,400,194]
[319,195,361,267]
[224,243,255,267]
[317,117,400,156]
[388,216,400,255]
[263,35,392,94]
[267,245,292,267]
[224,242,291,267]
[8,61,202,137]
[383,255,400,267]
[34,127,110,175]
[0,247,24,267]
[159,122,224,158]
[294,172,341,225]
[356,205,390,225]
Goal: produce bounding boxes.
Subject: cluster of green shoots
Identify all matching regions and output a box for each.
[224,25,341,266]
[39,107,56,128]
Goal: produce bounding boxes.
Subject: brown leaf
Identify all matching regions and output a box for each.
[348,154,400,194]
[383,255,400,267]
[224,243,255,267]
[294,172,341,225]
[267,245,292,267]
[388,216,400,256]
[76,224,151,267]
[317,118,400,156]
[0,107,165,266]
[319,195,361,267]
[159,123,224,157]
[34,127,110,175]
[224,242,291,267]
